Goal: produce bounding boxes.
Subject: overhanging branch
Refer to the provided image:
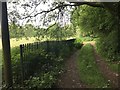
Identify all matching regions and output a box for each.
[70,2,104,8]
[22,4,79,19]
[22,2,104,19]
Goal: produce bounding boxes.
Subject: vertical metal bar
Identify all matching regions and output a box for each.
[37,42,38,49]
[20,45,24,85]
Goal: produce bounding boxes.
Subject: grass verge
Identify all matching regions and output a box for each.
[95,45,119,74]
[77,44,108,88]
[107,61,119,73]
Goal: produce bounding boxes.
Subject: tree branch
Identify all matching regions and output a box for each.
[70,2,104,8]
[22,2,104,19]
[22,4,77,19]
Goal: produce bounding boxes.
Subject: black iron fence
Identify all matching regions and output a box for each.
[19,39,75,83]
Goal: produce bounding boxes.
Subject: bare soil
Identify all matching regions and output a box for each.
[55,50,89,88]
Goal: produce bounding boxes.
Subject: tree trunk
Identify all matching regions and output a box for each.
[1,2,13,88]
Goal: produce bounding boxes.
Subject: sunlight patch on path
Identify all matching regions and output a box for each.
[83,41,95,46]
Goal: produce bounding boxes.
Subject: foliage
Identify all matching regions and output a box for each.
[96,30,120,61]
[60,24,76,39]
[9,23,36,39]
[9,22,75,42]
[9,39,78,88]
[77,44,109,88]
[35,23,75,41]
[34,28,47,41]
[24,55,64,89]
[25,71,57,88]
[23,24,36,38]
[22,40,76,88]
[74,38,83,49]
[7,1,71,27]
[72,5,115,35]
[71,5,119,61]
[10,46,21,84]
[9,23,25,39]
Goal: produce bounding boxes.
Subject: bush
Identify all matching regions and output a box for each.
[74,38,83,49]
[96,30,120,61]
[10,39,77,88]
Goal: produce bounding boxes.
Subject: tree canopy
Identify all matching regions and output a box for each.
[1,1,119,88]
[7,1,119,27]
[8,1,119,61]
[71,4,119,61]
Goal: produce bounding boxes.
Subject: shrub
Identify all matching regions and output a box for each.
[96,30,120,61]
[10,39,77,88]
[74,38,83,49]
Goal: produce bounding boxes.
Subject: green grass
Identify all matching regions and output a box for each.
[107,62,119,73]
[77,44,108,88]
[103,56,119,74]
[0,37,75,49]
[0,37,37,49]
[10,37,36,48]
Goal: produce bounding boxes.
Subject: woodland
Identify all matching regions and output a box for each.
[0,1,119,89]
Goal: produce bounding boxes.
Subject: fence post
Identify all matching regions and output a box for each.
[20,45,24,85]
[37,42,38,49]
[47,41,49,53]
[24,44,26,61]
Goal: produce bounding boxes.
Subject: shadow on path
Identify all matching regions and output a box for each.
[55,50,89,88]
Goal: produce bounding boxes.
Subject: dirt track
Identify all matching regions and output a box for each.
[55,41,119,88]
[55,50,89,88]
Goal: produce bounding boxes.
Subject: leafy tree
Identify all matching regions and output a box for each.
[7,1,119,40]
[7,1,119,60]
[7,1,119,28]
[9,22,25,39]
[34,27,47,41]
[23,24,36,38]
[2,0,119,88]
[9,23,37,39]
[34,23,75,41]
[71,5,119,61]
